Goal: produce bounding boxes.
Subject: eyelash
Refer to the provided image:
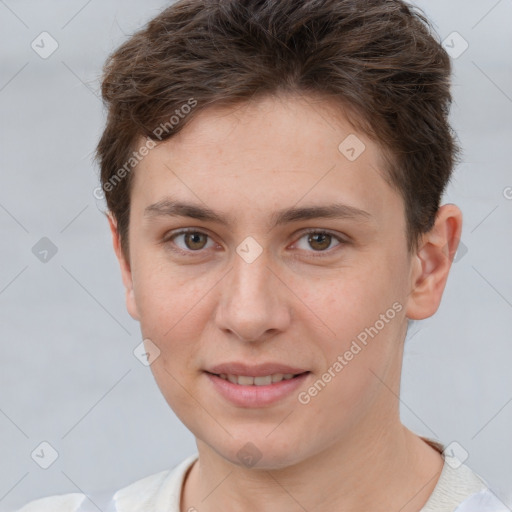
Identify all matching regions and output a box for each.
[161,228,347,258]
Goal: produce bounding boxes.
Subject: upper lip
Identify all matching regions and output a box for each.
[206,362,309,377]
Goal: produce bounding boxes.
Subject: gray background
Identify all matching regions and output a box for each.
[1,0,511,510]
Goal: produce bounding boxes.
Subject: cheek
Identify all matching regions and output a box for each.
[131,259,206,354]
[132,265,208,415]
[302,263,399,335]
[298,266,405,398]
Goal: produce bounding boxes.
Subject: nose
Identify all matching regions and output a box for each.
[214,247,292,343]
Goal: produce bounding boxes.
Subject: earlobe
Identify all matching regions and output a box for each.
[107,213,140,321]
[405,204,463,320]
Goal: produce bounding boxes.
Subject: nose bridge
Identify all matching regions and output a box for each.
[215,245,290,341]
[231,248,272,304]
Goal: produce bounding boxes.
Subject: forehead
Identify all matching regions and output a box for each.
[131,93,402,228]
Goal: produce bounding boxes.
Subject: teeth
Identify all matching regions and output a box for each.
[218,372,300,385]
[254,375,272,386]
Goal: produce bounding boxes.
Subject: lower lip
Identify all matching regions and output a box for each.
[205,372,310,407]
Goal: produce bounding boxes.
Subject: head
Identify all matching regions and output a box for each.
[97,0,462,469]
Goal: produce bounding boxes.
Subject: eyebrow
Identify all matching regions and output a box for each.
[144,198,372,230]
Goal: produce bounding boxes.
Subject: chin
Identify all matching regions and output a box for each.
[208,435,308,471]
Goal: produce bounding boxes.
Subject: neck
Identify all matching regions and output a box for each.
[181,416,443,512]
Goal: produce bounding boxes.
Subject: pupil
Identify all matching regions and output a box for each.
[187,232,206,249]
[309,233,330,250]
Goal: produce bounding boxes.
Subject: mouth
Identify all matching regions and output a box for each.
[205,371,309,386]
[204,365,311,407]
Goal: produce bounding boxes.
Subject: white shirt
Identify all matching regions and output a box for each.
[14,450,508,512]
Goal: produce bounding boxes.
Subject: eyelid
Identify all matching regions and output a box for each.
[162,227,348,257]
[161,227,218,256]
[290,228,347,256]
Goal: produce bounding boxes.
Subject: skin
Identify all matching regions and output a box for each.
[109,93,463,512]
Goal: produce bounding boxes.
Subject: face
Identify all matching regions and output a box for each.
[114,94,422,469]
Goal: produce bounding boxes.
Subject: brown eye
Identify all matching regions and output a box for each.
[165,229,215,254]
[293,229,345,256]
[307,232,332,251]
[183,232,208,250]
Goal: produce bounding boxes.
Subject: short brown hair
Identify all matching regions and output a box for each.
[97,0,458,258]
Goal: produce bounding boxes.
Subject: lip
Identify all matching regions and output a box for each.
[205,371,310,407]
[207,362,309,377]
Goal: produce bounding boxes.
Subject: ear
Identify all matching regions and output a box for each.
[405,204,463,320]
[108,213,140,321]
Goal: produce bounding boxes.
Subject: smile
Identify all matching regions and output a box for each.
[216,373,300,385]
[205,371,310,407]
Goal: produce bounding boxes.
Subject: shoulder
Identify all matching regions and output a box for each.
[421,455,504,512]
[14,472,171,512]
[14,454,198,512]
[454,489,511,512]
[15,493,86,512]
[113,454,198,511]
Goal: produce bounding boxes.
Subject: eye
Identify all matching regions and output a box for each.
[162,228,347,258]
[292,229,345,256]
[163,228,216,255]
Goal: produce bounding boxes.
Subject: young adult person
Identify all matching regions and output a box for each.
[16,1,508,511]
